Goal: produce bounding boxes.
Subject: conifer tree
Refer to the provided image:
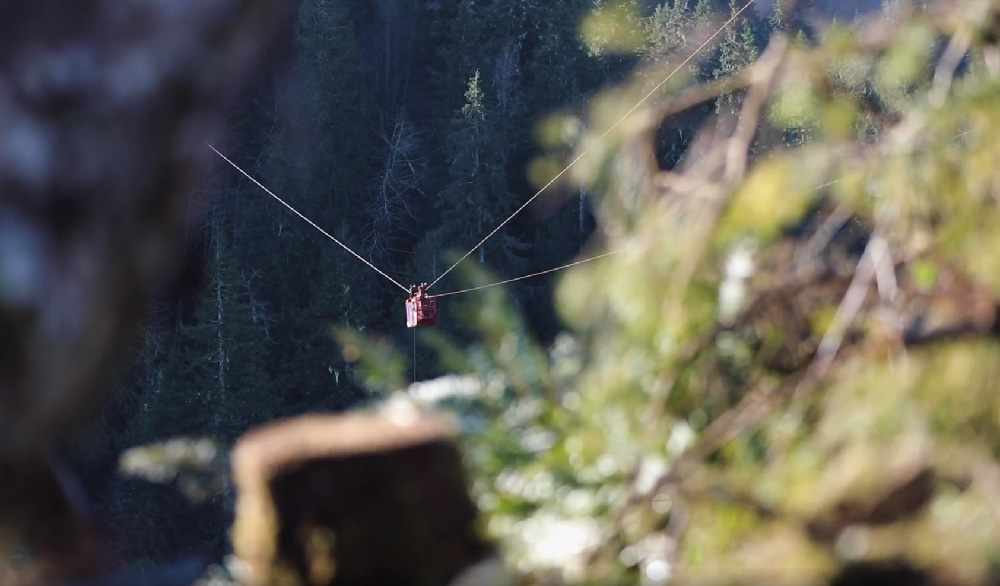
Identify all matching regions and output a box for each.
[712,0,762,114]
[693,0,723,23]
[249,0,387,408]
[187,227,281,443]
[435,71,527,275]
[645,1,692,63]
[714,1,760,76]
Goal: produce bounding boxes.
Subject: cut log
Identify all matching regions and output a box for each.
[231,407,493,586]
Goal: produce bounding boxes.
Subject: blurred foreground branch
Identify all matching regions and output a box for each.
[383,1,1000,584]
[0,0,289,582]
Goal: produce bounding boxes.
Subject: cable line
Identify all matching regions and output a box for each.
[207,143,409,293]
[428,250,620,298]
[426,0,757,291]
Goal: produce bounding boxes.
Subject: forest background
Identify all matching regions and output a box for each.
[46,0,1000,583]
[70,0,758,564]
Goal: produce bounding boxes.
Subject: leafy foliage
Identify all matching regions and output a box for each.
[346,1,1000,584]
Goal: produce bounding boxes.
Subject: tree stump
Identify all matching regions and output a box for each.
[230,406,493,586]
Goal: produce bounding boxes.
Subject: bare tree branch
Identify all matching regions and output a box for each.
[367,112,425,263]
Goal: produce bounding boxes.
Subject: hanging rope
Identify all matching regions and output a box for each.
[207,143,409,293]
[428,250,620,298]
[426,0,757,291]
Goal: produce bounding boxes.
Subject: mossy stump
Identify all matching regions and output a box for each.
[230,408,491,586]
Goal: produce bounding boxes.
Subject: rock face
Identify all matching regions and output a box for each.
[0,0,289,582]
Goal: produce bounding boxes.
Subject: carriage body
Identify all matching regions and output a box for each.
[405,286,437,328]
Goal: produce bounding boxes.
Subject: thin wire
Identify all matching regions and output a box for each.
[428,250,621,298]
[811,178,844,191]
[429,108,975,299]
[206,143,409,293]
[426,113,973,299]
[807,127,973,194]
[427,0,756,290]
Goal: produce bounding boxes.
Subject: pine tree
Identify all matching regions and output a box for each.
[712,1,762,113]
[645,1,692,63]
[246,0,387,410]
[693,0,723,23]
[101,316,191,563]
[714,2,760,75]
[187,227,281,443]
[436,71,526,272]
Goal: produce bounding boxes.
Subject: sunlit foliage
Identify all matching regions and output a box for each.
[348,0,1000,584]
